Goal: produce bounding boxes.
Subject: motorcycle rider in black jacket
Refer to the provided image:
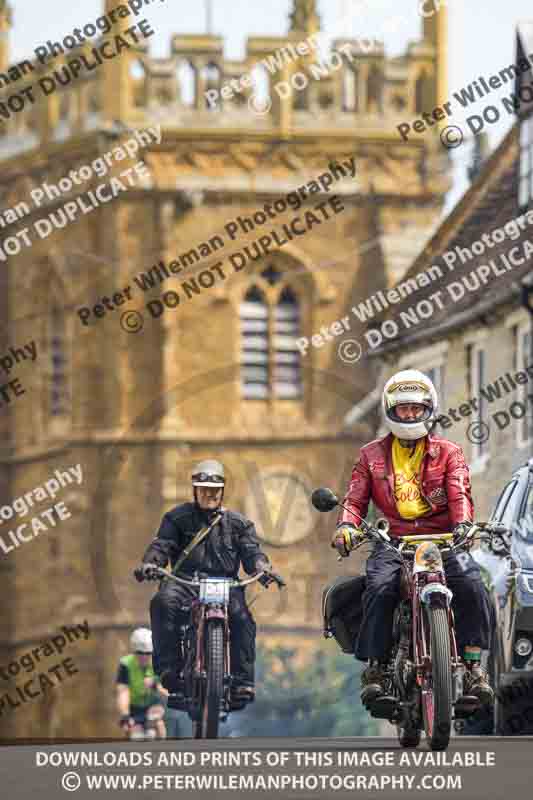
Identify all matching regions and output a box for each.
[134,460,275,703]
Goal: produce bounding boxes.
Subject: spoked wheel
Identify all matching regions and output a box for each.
[200,620,224,739]
[423,605,452,750]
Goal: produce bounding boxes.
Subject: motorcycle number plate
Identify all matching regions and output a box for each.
[199,579,230,605]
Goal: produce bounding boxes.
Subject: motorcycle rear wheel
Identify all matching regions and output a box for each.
[423,605,452,751]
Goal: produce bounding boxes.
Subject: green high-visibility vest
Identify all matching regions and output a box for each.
[120,654,159,708]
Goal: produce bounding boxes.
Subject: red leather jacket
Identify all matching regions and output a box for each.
[337,433,473,537]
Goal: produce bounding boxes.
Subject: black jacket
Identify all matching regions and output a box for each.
[142,502,270,578]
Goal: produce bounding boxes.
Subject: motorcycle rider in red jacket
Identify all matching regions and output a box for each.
[332,370,493,706]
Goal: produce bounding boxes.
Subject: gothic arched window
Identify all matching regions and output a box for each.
[176,60,196,107]
[49,301,70,418]
[130,59,146,108]
[240,286,269,398]
[239,266,303,399]
[202,62,221,110]
[56,92,72,138]
[415,70,431,115]
[249,64,270,112]
[274,287,302,398]
[367,65,383,113]
[342,66,358,112]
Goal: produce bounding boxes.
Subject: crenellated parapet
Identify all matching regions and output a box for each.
[0,1,447,157]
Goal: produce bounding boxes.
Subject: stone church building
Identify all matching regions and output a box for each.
[0,0,449,736]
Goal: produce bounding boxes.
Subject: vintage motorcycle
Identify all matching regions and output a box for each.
[313,487,503,751]
[144,566,285,739]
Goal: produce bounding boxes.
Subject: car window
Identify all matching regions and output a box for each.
[515,477,533,541]
[491,480,518,525]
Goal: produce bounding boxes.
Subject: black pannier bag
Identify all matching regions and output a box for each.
[321,575,366,654]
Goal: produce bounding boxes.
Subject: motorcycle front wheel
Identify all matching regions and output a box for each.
[199,620,225,739]
[422,605,452,751]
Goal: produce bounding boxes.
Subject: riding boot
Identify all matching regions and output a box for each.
[360,659,387,705]
[463,663,494,705]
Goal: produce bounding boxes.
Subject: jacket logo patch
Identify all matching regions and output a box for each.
[427,487,447,502]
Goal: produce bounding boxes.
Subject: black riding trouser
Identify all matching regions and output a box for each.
[150,579,256,685]
[355,542,491,661]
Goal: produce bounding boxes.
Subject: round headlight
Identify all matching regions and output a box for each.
[514,637,533,657]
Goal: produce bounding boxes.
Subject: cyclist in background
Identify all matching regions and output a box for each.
[116,627,166,739]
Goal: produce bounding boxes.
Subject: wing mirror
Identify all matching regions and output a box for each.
[311,487,339,512]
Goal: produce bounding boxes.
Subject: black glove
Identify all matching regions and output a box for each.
[134,563,160,582]
[256,560,274,587]
[256,561,286,588]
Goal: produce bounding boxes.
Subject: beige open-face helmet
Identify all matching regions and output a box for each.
[191,460,225,488]
[191,459,225,507]
[382,369,438,441]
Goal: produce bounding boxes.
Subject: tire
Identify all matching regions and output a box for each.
[423,605,452,751]
[185,635,204,739]
[202,620,224,739]
[397,725,421,748]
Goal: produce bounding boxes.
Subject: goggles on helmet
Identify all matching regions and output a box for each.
[192,472,225,485]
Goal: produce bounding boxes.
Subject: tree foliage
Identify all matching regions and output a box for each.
[229,641,379,737]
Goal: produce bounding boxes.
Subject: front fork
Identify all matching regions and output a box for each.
[414,574,463,702]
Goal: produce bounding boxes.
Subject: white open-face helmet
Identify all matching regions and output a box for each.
[382,369,438,441]
[130,627,153,654]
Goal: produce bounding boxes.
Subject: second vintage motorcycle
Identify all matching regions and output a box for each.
[314,486,503,750]
[142,565,285,739]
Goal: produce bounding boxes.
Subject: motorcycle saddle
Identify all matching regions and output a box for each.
[322,575,366,654]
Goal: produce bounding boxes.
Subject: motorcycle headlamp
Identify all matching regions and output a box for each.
[414,541,443,571]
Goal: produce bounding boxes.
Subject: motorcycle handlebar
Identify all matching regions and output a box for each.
[339,520,505,562]
[143,565,285,590]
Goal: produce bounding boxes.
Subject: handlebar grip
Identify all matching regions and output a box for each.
[259,571,286,588]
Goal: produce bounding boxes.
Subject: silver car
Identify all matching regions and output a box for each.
[470,458,533,735]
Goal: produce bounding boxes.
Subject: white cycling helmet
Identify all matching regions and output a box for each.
[382,369,438,441]
[130,627,153,654]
